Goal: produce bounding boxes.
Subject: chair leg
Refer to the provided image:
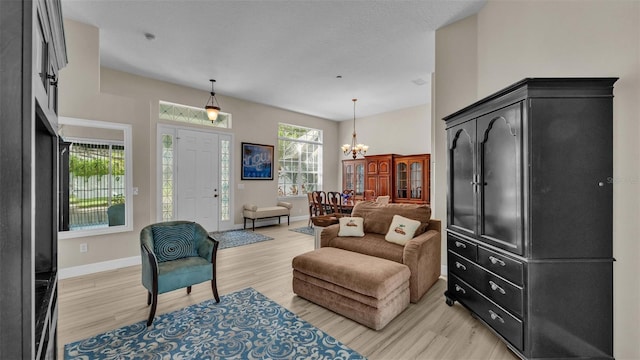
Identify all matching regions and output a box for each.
[187,285,192,294]
[211,279,220,303]
[146,291,158,327]
[147,291,151,305]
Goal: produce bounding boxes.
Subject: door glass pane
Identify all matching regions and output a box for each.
[451,129,475,232]
[355,163,365,195]
[480,114,520,249]
[220,139,230,221]
[410,161,422,199]
[396,163,407,198]
[161,134,174,221]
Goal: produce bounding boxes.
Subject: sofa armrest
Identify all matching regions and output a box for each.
[320,224,340,247]
[402,223,441,303]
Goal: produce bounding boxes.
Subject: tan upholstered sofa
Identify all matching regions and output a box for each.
[320,201,441,303]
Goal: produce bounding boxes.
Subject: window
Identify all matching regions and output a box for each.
[159,100,232,129]
[58,117,133,239]
[278,123,322,197]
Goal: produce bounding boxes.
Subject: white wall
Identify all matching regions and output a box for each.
[434,1,640,358]
[58,19,340,270]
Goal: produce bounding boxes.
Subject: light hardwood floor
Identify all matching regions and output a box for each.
[58,220,519,359]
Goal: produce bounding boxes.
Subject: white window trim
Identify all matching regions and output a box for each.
[58,117,133,239]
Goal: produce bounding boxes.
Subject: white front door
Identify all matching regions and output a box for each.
[176,129,219,231]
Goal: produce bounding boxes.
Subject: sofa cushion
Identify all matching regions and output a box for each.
[325,233,404,264]
[351,201,431,236]
[338,217,365,237]
[385,215,421,245]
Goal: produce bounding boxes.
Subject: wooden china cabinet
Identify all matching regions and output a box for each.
[364,154,394,198]
[393,154,430,204]
[342,159,366,199]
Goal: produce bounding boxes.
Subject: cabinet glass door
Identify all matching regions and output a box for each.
[355,162,364,196]
[396,162,407,198]
[344,163,354,190]
[449,122,476,236]
[477,102,523,254]
[410,161,422,199]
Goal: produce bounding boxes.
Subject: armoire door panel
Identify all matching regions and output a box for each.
[529,98,613,258]
[449,122,476,236]
[477,102,523,255]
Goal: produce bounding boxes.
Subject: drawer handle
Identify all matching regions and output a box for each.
[489,280,506,295]
[455,262,467,271]
[454,284,466,294]
[489,310,505,324]
[489,256,506,266]
[455,241,467,249]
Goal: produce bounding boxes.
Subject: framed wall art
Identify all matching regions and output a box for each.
[241,142,274,180]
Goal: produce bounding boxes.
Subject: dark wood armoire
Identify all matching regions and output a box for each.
[443,78,616,359]
[0,0,67,358]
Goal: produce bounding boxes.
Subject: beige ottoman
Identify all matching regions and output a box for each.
[292,247,410,330]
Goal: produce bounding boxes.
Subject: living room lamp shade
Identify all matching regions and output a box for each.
[341,98,368,159]
[204,79,221,122]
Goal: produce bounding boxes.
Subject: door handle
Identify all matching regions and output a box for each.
[489,256,506,267]
[454,284,466,294]
[489,310,505,323]
[489,280,506,294]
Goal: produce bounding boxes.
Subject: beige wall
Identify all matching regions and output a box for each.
[338,104,432,189]
[339,104,431,156]
[434,1,640,358]
[58,19,339,269]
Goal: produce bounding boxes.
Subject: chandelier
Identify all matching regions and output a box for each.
[204,79,221,122]
[341,98,368,159]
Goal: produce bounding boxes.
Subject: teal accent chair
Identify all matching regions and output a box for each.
[107,203,125,226]
[140,221,220,326]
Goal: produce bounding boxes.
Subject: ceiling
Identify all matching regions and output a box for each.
[61,0,486,121]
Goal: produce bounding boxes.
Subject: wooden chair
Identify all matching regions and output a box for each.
[311,191,328,216]
[326,191,343,214]
[140,221,219,326]
[306,192,315,227]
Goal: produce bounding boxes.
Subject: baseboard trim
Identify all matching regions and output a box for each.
[59,256,141,279]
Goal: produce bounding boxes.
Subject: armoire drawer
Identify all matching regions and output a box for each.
[449,274,524,351]
[478,247,524,286]
[449,252,524,317]
[447,234,477,260]
[448,251,478,282]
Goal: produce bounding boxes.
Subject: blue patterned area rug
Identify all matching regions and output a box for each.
[64,288,365,360]
[289,226,314,236]
[209,229,273,249]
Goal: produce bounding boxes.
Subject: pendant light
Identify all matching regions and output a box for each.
[204,79,221,122]
[341,98,368,159]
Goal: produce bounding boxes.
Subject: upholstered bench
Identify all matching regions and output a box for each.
[292,247,410,330]
[243,201,293,231]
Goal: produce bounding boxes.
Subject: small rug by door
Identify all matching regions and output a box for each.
[209,229,273,249]
[289,226,314,236]
[64,288,365,360]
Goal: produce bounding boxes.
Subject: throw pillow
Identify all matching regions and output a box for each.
[338,217,365,237]
[151,223,199,262]
[385,215,421,245]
